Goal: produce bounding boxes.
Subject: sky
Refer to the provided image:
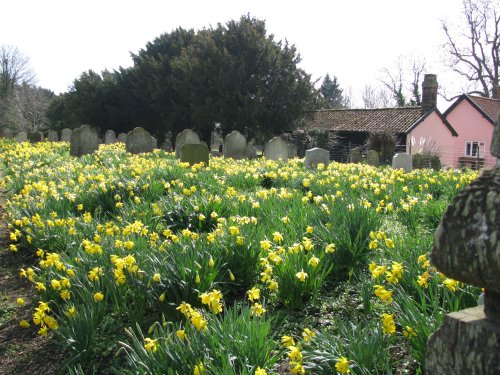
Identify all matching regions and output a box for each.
[1,0,467,110]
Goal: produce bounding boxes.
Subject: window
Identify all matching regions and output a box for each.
[465,141,485,157]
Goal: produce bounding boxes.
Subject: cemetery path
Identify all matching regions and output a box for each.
[0,171,63,375]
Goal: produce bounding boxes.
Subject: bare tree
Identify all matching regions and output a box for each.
[442,0,500,98]
[362,85,393,108]
[380,55,426,106]
[0,45,35,97]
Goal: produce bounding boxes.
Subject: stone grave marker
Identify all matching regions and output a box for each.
[28,131,43,143]
[180,143,209,166]
[61,128,72,142]
[264,136,288,162]
[125,127,154,154]
[0,128,14,139]
[70,125,100,156]
[104,130,117,144]
[349,148,362,163]
[425,113,500,374]
[288,144,298,158]
[304,147,330,169]
[175,129,201,159]
[15,132,28,142]
[161,139,173,152]
[246,144,257,159]
[151,136,158,149]
[366,150,380,167]
[224,130,247,159]
[47,130,58,142]
[117,133,127,143]
[392,153,412,172]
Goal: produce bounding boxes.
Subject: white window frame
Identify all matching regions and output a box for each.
[464,141,485,157]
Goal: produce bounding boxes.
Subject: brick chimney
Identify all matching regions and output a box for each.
[421,74,438,112]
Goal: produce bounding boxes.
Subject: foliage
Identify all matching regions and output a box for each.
[319,74,346,109]
[365,131,396,164]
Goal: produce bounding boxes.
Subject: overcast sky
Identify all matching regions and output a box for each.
[2,0,466,109]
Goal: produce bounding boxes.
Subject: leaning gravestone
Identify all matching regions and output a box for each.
[264,137,288,162]
[305,147,330,169]
[70,125,100,156]
[125,127,154,154]
[392,153,412,172]
[47,130,58,142]
[61,128,72,142]
[426,114,500,374]
[175,129,201,159]
[117,133,127,143]
[349,148,362,163]
[104,130,117,144]
[366,150,380,167]
[180,143,209,166]
[224,130,247,159]
[15,132,28,142]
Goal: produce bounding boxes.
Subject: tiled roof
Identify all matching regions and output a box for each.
[468,95,500,123]
[302,107,427,134]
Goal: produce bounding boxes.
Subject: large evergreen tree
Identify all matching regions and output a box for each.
[319,74,346,109]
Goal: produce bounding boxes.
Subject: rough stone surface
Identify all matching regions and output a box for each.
[104,130,117,144]
[61,128,72,142]
[264,137,288,162]
[70,125,100,156]
[349,148,362,163]
[0,128,14,138]
[305,147,329,169]
[288,144,298,158]
[180,143,209,166]
[426,306,500,374]
[175,129,201,159]
[117,133,127,143]
[125,127,154,154]
[246,144,257,159]
[224,131,247,159]
[432,167,500,294]
[47,130,58,142]
[151,136,158,149]
[392,153,412,172]
[366,150,380,167]
[15,132,28,142]
[491,113,500,157]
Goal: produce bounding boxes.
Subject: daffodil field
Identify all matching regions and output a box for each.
[0,140,481,374]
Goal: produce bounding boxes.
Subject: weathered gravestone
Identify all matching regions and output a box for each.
[15,132,28,142]
[366,150,380,167]
[161,139,173,152]
[70,125,100,156]
[28,131,43,143]
[349,148,362,163]
[246,144,257,159]
[426,114,500,374]
[151,136,158,149]
[104,130,117,144]
[288,144,298,158]
[264,137,288,162]
[304,147,330,169]
[180,143,209,166]
[61,128,72,142]
[0,128,14,139]
[126,127,154,154]
[224,130,247,159]
[175,129,201,159]
[392,153,412,172]
[47,130,58,142]
[117,133,127,143]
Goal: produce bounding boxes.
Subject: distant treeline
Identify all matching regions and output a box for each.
[47,15,319,144]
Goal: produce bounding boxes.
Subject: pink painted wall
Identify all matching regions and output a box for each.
[407,111,456,167]
[446,100,496,168]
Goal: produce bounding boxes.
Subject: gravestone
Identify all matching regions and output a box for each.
[426,114,500,374]
[180,143,209,166]
[0,128,14,139]
[61,128,72,142]
[366,150,380,167]
[47,130,58,142]
[264,137,288,162]
[70,125,100,156]
[104,130,117,144]
[392,153,412,172]
[246,144,257,159]
[117,133,127,143]
[304,147,330,169]
[151,136,158,149]
[175,129,201,159]
[28,131,43,143]
[126,127,154,154]
[15,132,28,142]
[224,130,247,159]
[349,148,362,163]
[161,139,173,152]
[288,144,298,158]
